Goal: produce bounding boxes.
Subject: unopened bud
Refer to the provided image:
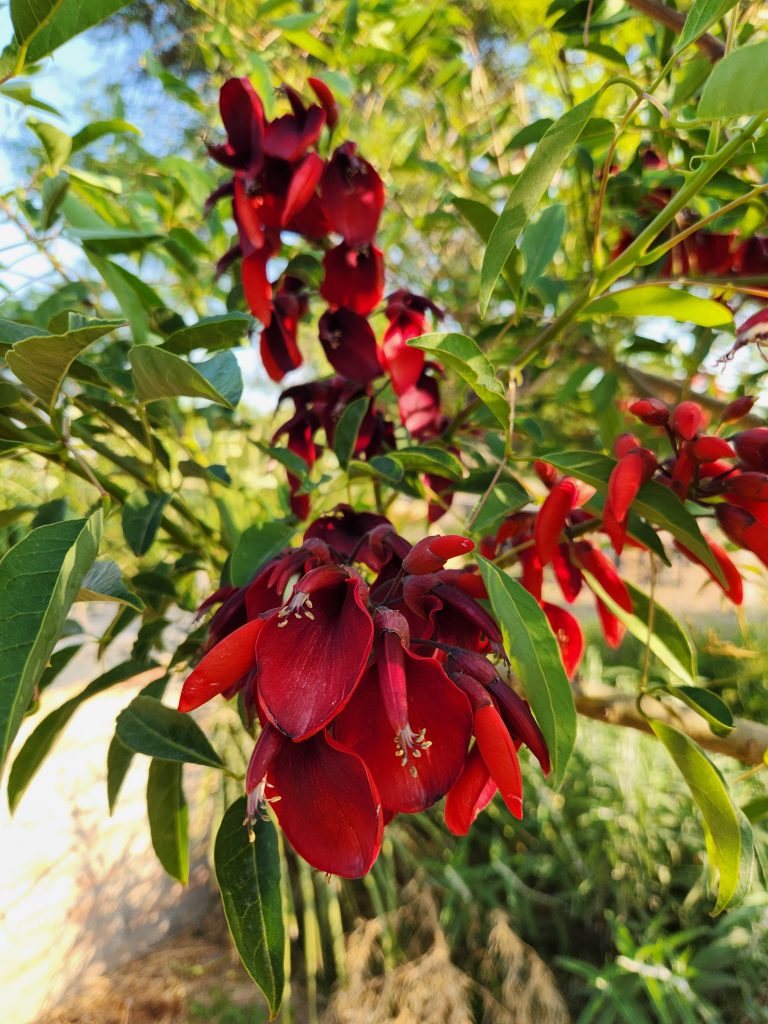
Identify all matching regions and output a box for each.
[402,534,474,574]
[629,398,668,426]
[671,401,705,441]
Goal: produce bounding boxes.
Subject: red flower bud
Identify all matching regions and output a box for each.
[690,435,736,462]
[671,401,705,441]
[674,537,743,605]
[716,504,768,569]
[534,478,580,566]
[725,471,768,502]
[613,433,642,458]
[603,448,656,553]
[721,395,756,424]
[629,398,668,426]
[534,460,561,488]
[731,428,768,472]
[402,534,474,574]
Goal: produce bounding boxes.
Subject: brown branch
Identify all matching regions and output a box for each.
[573,679,768,764]
[625,0,725,61]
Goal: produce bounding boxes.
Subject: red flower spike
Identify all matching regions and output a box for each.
[629,398,669,426]
[473,704,524,820]
[486,679,550,775]
[690,435,736,462]
[721,396,756,424]
[731,428,768,472]
[613,433,642,459]
[178,619,264,713]
[574,541,632,648]
[335,649,473,814]
[256,566,374,739]
[320,142,385,248]
[726,472,768,502]
[282,152,325,226]
[674,538,743,606]
[247,725,383,878]
[534,478,580,565]
[320,243,385,314]
[444,744,496,836]
[402,535,474,575]
[318,306,381,382]
[541,601,584,680]
[671,401,705,441]
[308,77,338,130]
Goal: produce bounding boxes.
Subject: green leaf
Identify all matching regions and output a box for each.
[116,695,225,769]
[479,90,601,315]
[68,227,162,255]
[583,286,733,327]
[699,40,768,119]
[389,445,465,480]
[478,557,577,788]
[215,796,285,1019]
[669,685,734,737]
[231,521,296,587]
[147,759,189,883]
[70,118,140,152]
[541,451,723,582]
[675,0,739,55]
[163,314,253,355]
[7,658,150,812]
[130,347,243,409]
[87,255,159,345]
[333,396,370,470]
[0,510,102,777]
[408,333,509,429]
[742,796,768,824]
[28,119,71,172]
[14,0,132,65]
[0,82,61,115]
[451,195,498,243]
[107,674,167,813]
[5,318,122,414]
[40,172,69,229]
[77,560,144,611]
[650,721,752,913]
[470,478,530,537]
[521,204,566,292]
[582,573,697,685]
[121,490,170,557]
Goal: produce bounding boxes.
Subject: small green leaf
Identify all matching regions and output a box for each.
[70,118,140,152]
[28,119,71,172]
[671,685,734,736]
[675,0,739,55]
[452,196,498,243]
[77,560,144,611]
[408,333,509,429]
[6,318,123,414]
[68,227,162,255]
[0,510,102,777]
[333,396,370,470]
[541,451,723,582]
[699,40,768,119]
[40,172,69,229]
[215,796,285,1019]
[130,347,243,409]
[583,286,733,327]
[163,314,253,355]
[650,721,752,913]
[147,759,189,883]
[478,557,577,788]
[107,674,167,813]
[121,490,169,557]
[389,445,465,480]
[7,658,150,811]
[521,204,566,292]
[480,91,601,314]
[116,695,225,769]
[231,521,296,587]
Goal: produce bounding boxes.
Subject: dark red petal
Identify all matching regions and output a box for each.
[320,243,384,315]
[178,619,263,712]
[219,77,264,166]
[519,548,544,602]
[308,77,338,130]
[318,306,381,382]
[574,541,632,648]
[731,428,768,472]
[379,326,425,395]
[257,571,374,739]
[629,397,668,426]
[444,744,495,836]
[473,705,523,819]
[487,680,551,775]
[398,372,442,439]
[268,731,383,877]
[721,396,756,424]
[260,303,303,382]
[264,105,326,162]
[242,249,273,325]
[335,650,473,813]
[534,479,579,565]
[552,544,582,603]
[320,141,384,247]
[542,601,584,680]
[282,152,325,226]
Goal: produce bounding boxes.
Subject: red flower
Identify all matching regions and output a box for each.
[397,367,444,439]
[178,619,263,713]
[320,142,384,247]
[379,290,443,395]
[207,77,265,171]
[264,84,326,161]
[542,601,584,678]
[603,446,656,554]
[260,277,308,381]
[674,537,743,605]
[256,565,374,739]
[318,306,382,382]
[402,534,474,574]
[281,152,325,226]
[246,723,383,877]
[534,478,581,566]
[320,243,385,314]
[444,744,497,836]
[573,541,632,647]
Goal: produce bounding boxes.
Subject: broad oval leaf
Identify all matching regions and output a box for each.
[0,509,102,778]
[163,313,253,355]
[12,0,132,65]
[147,759,189,884]
[231,521,297,587]
[77,560,144,610]
[670,685,734,737]
[121,490,170,557]
[479,90,601,315]
[130,347,243,409]
[478,557,577,788]
[408,333,509,429]
[699,40,768,119]
[333,396,370,470]
[116,695,225,769]
[215,796,285,1019]
[650,721,753,914]
[107,674,168,814]
[582,286,733,327]
[388,445,465,480]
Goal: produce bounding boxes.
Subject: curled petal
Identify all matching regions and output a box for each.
[179,619,263,712]
[444,744,496,836]
[318,306,381,382]
[308,77,338,130]
[264,104,326,162]
[242,249,273,325]
[473,705,523,819]
[402,534,474,574]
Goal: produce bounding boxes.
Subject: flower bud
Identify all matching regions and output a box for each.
[613,433,642,458]
[629,398,668,426]
[402,534,474,574]
[670,401,705,441]
[690,435,735,462]
[721,395,756,424]
[725,471,768,502]
[732,428,768,472]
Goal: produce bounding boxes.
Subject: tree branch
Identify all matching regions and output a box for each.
[573,679,768,764]
[625,0,725,61]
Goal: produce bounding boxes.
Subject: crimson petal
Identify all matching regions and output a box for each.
[444,744,496,836]
[318,306,381,382]
[320,243,384,314]
[320,141,384,247]
[178,619,263,712]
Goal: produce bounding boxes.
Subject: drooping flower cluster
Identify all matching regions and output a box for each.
[206,78,450,519]
[179,506,549,878]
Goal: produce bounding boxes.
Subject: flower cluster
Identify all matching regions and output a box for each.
[206,78,450,519]
[179,507,549,877]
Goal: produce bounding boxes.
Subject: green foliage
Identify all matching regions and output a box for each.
[116,695,225,769]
